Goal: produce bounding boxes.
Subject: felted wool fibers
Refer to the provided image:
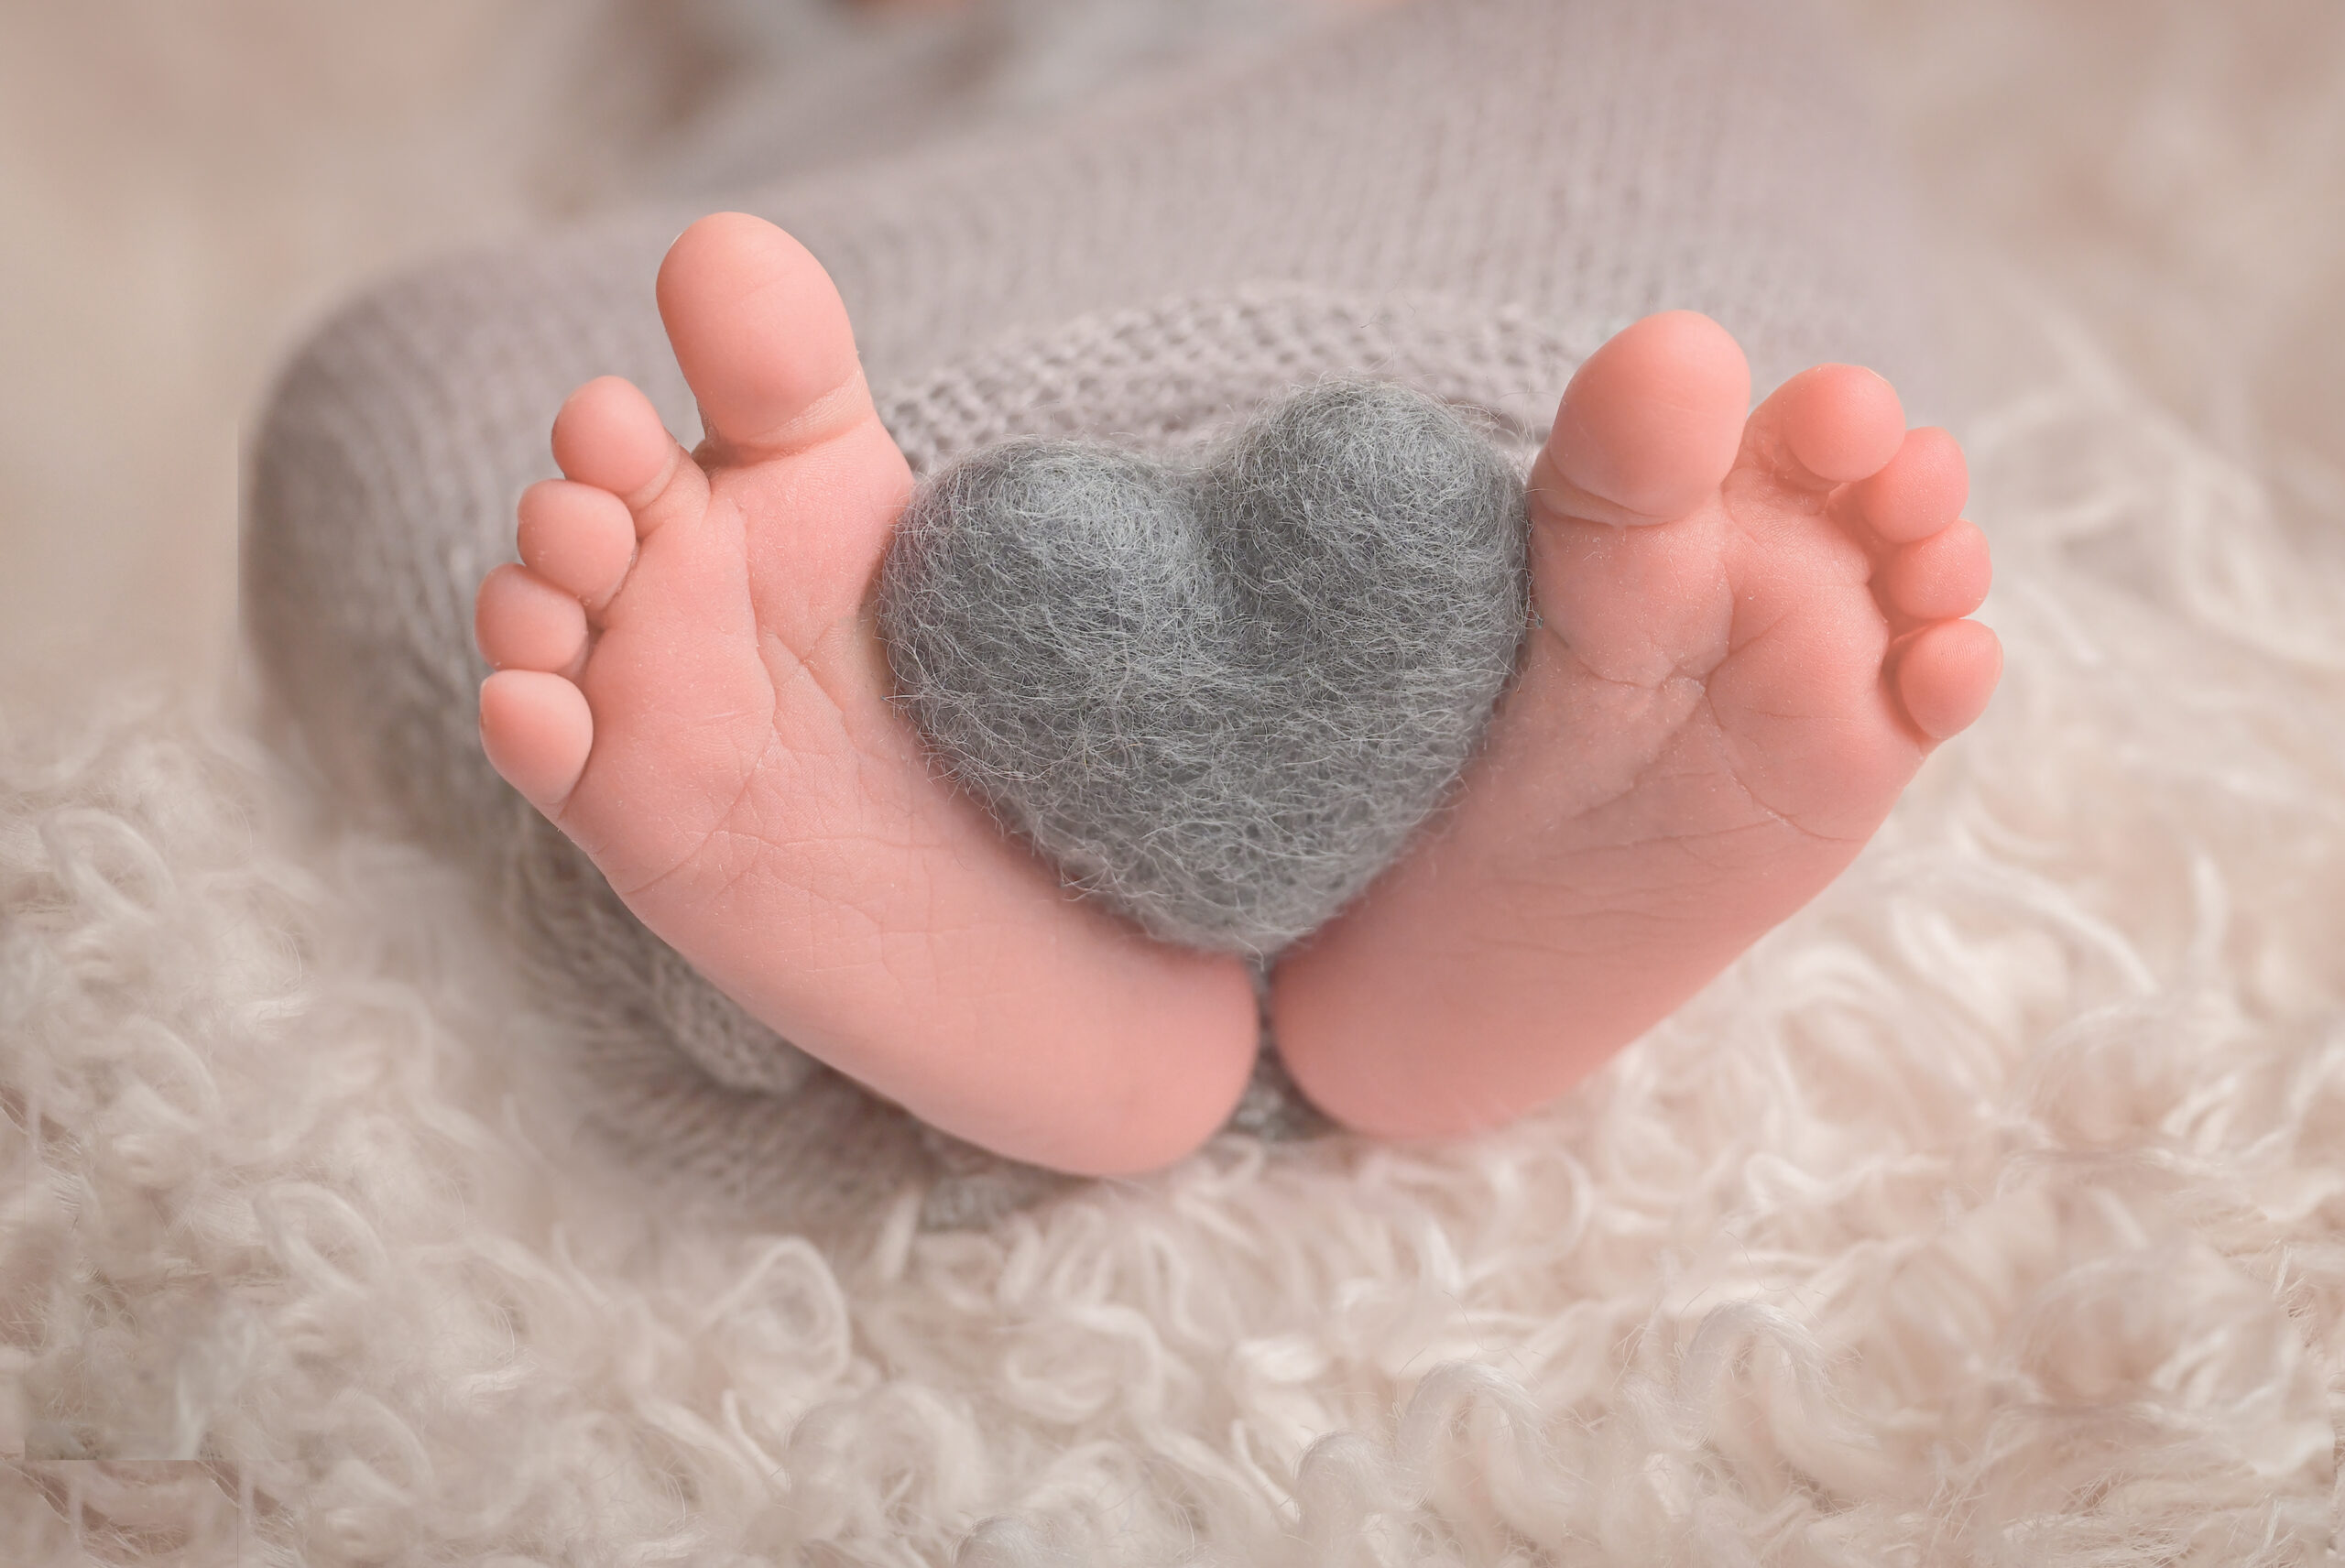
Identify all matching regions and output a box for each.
[880,380,1529,954]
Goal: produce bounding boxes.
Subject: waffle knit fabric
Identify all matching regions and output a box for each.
[244,0,1941,1234]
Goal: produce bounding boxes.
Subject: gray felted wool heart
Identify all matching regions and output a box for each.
[878,379,1530,955]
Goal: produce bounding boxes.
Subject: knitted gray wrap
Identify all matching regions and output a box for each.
[244,0,1941,1236]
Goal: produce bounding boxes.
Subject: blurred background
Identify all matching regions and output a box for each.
[0,0,2339,701]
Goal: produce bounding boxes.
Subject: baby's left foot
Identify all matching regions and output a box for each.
[468,214,1258,1178]
[1271,311,2001,1138]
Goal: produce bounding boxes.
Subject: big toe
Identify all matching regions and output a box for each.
[657,212,871,460]
[1533,310,1753,526]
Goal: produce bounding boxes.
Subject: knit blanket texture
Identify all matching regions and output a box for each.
[5,0,2343,1562]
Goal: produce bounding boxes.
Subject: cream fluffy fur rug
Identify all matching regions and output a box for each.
[6,4,2345,1563]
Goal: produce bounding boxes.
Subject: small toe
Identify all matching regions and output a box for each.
[474,564,589,673]
[1748,365,1906,492]
[1849,426,1968,544]
[518,479,637,608]
[479,670,594,811]
[1883,518,1992,622]
[1532,310,1751,526]
[551,376,682,504]
[1893,618,2002,742]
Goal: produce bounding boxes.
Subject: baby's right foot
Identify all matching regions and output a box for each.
[470,213,1258,1177]
[1271,311,2000,1138]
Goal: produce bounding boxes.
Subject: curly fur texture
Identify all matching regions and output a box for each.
[6,317,2344,1562]
[881,381,1529,953]
[10,0,2345,1557]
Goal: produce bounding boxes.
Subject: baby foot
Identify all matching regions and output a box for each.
[471,213,1258,1176]
[1271,311,2000,1137]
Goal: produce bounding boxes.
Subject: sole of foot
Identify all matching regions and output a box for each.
[472,212,1260,1177]
[1271,310,2001,1138]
